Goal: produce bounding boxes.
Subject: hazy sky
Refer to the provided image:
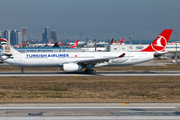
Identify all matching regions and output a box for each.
[1,0,180,40]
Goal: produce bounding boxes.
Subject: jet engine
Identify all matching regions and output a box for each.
[63,63,82,72]
[1,55,9,60]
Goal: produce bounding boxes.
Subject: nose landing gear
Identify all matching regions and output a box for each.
[21,67,24,73]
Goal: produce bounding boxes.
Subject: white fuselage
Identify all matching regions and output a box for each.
[5,52,154,68]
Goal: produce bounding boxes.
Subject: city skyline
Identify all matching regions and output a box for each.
[0,0,180,41]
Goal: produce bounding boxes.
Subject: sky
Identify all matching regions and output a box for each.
[1,0,180,41]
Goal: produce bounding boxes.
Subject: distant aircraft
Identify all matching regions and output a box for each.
[47,41,54,47]
[34,43,44,47]
[70,40,78,48]
[110,38,114,44]
[0,29,173,74]
[118,39,124,45]
[57,41,61,46]
[168,41,174,45]
[17,44,21,48]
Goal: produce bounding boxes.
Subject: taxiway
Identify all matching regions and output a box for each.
[0,71,180,77]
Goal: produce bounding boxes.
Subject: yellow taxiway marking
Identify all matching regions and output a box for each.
[121,103,128,105]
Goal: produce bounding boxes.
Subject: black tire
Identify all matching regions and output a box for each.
[93,70,96,74]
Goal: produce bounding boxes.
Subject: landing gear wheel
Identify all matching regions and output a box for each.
[85,69,96,74]
[21,67,24,74]
[85,69,90,74]
[85,69,88,74]
[92,70,96,74]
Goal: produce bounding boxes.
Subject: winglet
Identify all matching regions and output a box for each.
[140,29,173,52]
[117,53,125,58]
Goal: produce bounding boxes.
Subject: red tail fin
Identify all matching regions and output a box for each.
[140,29,173,52]
[118,39,123,45]
[110,38,114,44]
[17,44,21,48]
[70,40,78,48]
[57,41,61,45]
[120,39,123,45]
[48,41,51,44]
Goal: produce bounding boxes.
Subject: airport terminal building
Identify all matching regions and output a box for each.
[110,44,180,59]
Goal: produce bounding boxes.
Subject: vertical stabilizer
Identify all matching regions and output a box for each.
[0,38,20,56]
[140,29,173,52]
[70,40,79,48]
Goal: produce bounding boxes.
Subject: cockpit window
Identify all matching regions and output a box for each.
[9,57,14,59]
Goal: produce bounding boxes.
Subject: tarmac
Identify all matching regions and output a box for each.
[0,103,180,120]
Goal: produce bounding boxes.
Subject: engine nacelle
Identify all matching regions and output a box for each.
[63,63,82,72]
[1,55,9,60]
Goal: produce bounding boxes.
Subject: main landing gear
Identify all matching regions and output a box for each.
[21,67,24,73]
[84,69,96,74]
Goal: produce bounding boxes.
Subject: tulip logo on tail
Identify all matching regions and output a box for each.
[151,35,167,52]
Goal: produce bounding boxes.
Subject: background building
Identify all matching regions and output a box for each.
[51,30,58,43]
[42,26,50,43]
[15,30,22,45]
[10,30,16,45]
[4,30,11,43]
[10,30,22,45]
[0,31,4,38]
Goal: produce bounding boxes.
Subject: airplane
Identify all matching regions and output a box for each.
[168,41,174,45]
[47,41,54,47]
[35,41,54,47]
[118,39,124,45]
[34,43,44,47]
[17,44,21,48]
[52,41,61,47]
[0,29,173,74]
[70,40,78,48]
[110,38,114,44]
[57,41,61,46]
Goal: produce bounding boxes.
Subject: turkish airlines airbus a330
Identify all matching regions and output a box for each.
[0,29,173,73]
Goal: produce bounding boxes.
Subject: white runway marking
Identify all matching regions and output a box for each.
[1,106,177,109]
[0,116,180,120]
[1,71,180,77]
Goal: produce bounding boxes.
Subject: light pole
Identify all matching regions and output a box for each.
[175,32,178,63]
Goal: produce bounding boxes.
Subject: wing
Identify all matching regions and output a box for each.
[77,53,125,65]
